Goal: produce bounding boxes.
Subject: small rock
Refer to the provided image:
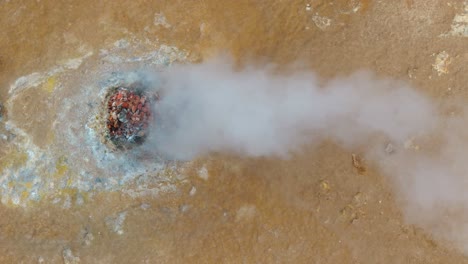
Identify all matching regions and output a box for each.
[62,247,80,264]
[179,204,190,213]
[352,192,367,207]
[311,15,332,30]
[319,180,330,192]
[189,186,197,196]
[432,51,451,76]
[351,154,366,174]
[404,138,420,150]
[385,143,394,154]
[340,205,358,223]
[407,67,418,79]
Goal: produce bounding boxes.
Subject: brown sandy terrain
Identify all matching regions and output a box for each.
[1,0,468,263]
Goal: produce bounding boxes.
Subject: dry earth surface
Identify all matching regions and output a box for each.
[0,0,468,263]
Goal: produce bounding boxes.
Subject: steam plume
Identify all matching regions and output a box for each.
[142,58,468,253]
[148,59,437,159]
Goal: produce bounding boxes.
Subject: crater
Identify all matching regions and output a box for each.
[104,82,159,150]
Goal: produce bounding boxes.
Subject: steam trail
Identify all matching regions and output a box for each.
[148,60,437,159]
[144,58,468,253]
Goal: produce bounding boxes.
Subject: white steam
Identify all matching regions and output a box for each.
[144,58,468,253]
[148,60,437,159]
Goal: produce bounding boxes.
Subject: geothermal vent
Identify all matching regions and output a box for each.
[105,84,158,149]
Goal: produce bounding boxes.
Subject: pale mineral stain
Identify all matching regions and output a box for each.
[9,52,92,97]
[197,165,209,180]
[441,1,468,37]
[311,15,332,30]
[0,39,190,206]
[235,204,256,222]
[154,12,171,28]
[105,211,128,235]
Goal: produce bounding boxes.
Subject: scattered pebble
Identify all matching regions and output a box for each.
[385,143,394,154]
[179,204,190,213]
[319,180,330,192]
[62,247,80,264]
[351,154,366,174]
[432,51,451,76]
[311,15,332,30]
[189,186,197,196]
[340,204,358,224]
[352,192,367,207]
[407,67,418,79]
[404,138,420,150]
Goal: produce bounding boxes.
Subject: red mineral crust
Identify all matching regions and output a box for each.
[106,88,153,146]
